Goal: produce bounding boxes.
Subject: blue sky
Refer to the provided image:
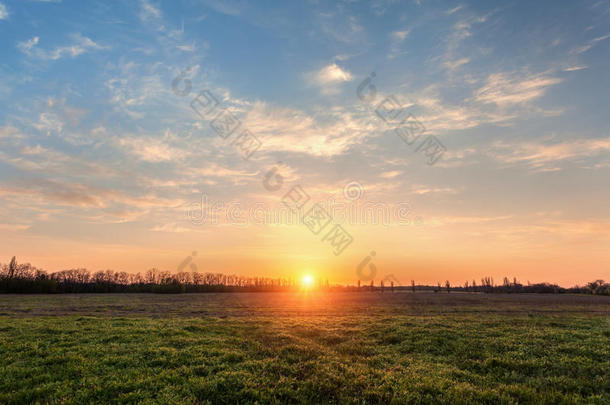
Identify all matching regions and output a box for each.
[0,0,609,285]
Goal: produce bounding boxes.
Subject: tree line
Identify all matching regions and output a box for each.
[357,276,609,295]
[0,257,302,294]
[1,257,608,295]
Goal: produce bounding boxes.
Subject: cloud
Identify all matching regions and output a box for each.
[489,138,610,170]
[0,224,30,232]
[18,34,107,60]
[388,29,410,59]
[431,215,513,225]
[309,63,353,85]
[571,33,610,54]
[438,11,489,74]
[17,36,39,53]
[139,0,161,21]
[150,223,192,233]
[443,57,470,71]
[390,30,410,41]
[379,171,402,179]
[474,72,562,107]
[306,63,353,95]
[119,136,185,163]
[412,186,458,195]
[0,178,184,226]
[446,5,463,15]
[104,62,174,119]
[0,179,110,208]
[243,101,373,157]
[563,65,588,72]
[0,125,21,139]
[177,43,195,52]
[0,3,8,20]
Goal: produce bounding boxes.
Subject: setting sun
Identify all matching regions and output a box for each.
[302,274,314,288]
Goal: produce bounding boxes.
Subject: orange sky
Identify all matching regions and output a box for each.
[1,0,609,288]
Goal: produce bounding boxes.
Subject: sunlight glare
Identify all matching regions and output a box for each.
[302,274,314,288]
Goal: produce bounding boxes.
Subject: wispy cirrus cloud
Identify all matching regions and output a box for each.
[0,178,183,222]
[563,65,588,72]
[489,138,610,170]
[446,5,463,15]
[243,101,372,157]
[474,72,562,107]
[17,33,108,60]
[412,185,459,195]
[571,33,610,55]
[119,135,185,163]
[443,57,470,71]
[139,0,161,21]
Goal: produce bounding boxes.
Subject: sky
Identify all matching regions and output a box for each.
[0,0,609,286]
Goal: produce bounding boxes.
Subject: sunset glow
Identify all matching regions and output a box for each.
[302,274,314,289]
[0,0,609,288]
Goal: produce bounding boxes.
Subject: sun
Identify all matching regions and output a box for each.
[302,274,314,288]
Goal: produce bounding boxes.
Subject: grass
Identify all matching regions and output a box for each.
[0,292,608,404]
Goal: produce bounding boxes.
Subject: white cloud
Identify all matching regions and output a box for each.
[0,3,8,20]
[446,5,463,15]
[17,36,39,53]
[412,186,458,195]
[387,29,411,59]
[474,72,562,107]
[139,0,161,21]
[177,43,195,52]
[18,34,107,60]
[571,33,610,54]
[243,101,371,157]
[443,57,470,71]
[311,63,353,85]
[379,171,402,179]
[391,30,410,41]
[306,63,353,95]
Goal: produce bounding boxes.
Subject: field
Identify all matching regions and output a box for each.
[0,292,608,404]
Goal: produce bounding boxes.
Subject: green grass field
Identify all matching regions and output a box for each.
[0,292,608,404]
